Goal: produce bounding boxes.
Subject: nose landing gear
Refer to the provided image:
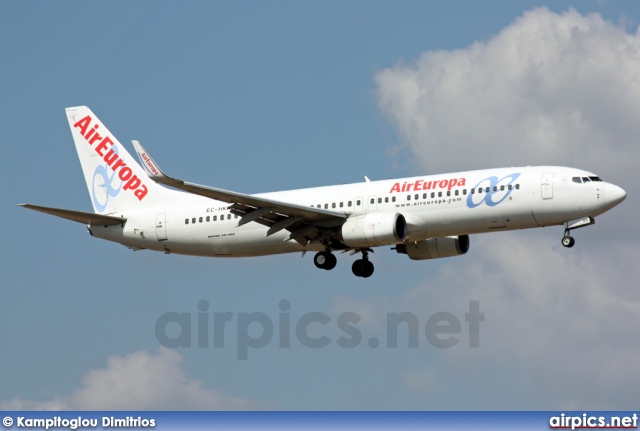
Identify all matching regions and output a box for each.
[560,217,595,248]
[561,232,575,248]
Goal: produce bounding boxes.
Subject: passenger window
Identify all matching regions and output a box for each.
[324,204,328,209]
[385,197,389,203]
[332,203,336,208]
[213,216,217,221]
[431,192,435,198]
[185,219,189,224]
[478,188,482,194]
[340,202,344,208]
[192,218,196,224]
[235,215,238,219]
[206,216,210,222]
[356,200,361,205]
[508,185,513,190]
[455,190,459,196]
[370,198,375,204]
[227,214,232,220]
[463,189,467,195]
[438,191,442,197]
[415,194,419,200]
[485,187,490,193]
[392,197,396,202]
[493,186,497,192]
[515,184,520,189]
[348,201,352,207]
[199,217,203,223]
[407,195,411,201]
[378,198,382,204]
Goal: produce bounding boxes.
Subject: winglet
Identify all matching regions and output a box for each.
[132,140,182,186]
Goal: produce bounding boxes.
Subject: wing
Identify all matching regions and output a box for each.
[131,141,346,245]
[18,204,126,226]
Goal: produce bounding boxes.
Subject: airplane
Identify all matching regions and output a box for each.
[19,106,627,278]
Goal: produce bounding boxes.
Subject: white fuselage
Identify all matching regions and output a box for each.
[89,165,625,258]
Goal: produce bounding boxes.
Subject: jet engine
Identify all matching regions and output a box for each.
[339,212,407,248]
[395,235,470,260]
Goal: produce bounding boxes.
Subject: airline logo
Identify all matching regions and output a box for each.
[390,177,467,193]
[466,173,521,208]
[138,151,159,176]
[91,146,123,212]
[73,115,149,211]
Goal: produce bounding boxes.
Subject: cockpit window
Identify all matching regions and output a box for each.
[573,176,603,184]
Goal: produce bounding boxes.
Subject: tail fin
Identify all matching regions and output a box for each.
[66,106,171,214]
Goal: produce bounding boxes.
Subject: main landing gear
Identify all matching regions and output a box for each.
[351,249,374,278]
[312,249,375,278]
[313,251,337,270]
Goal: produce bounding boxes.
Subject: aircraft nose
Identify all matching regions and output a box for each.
[605,183,627,210]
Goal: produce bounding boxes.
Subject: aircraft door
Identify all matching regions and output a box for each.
[155,213,168,241]
[541,172,554,200]
[208,235,231,256]
[367,195,377,211]
[354,197,363,212]
[484,210,506,228]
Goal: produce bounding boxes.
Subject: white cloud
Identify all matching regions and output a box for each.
[372,7,640,408]
[422,232,640,409]
[375,7,640,189]
[401,366,437,392]
[330,231,640,408]
[1,348,257,410]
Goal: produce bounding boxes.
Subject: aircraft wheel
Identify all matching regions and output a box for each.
[314,252,327,269]
[352,259,365,277]
[561,236,575,248]
[362,260,374,278]
[352,259,374,278]
[324,253,337,270]
[314,251,336,270]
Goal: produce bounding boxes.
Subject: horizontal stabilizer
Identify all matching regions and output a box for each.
[18,204,126,226]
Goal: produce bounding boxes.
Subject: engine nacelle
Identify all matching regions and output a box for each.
[340,212,407,248]
[395,235,470,260]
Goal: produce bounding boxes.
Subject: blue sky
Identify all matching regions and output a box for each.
[2,1,639,410]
